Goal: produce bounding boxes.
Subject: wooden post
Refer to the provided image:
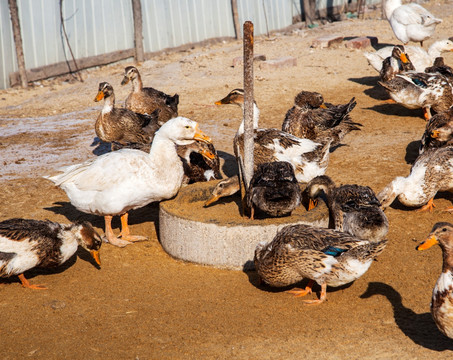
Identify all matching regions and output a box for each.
[132,0,144,63]
[231,0,241,40]
[8,0,27,88]
[302,0,315,26]
[243,21,254,191]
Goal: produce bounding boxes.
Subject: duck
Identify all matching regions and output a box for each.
[384,0,442,47]
[246,161,301,219]
[0,218,102,289]
[377,146,453,212]
[281,90,360,148]
[425,57,453,86]
[176,140,222,185]
[417,222,453,339]
[45,117,211,247]
[254,224,387,304]
[364,39,453,73]
[380,45,415,82]
[419,106,453,154]
[94,82,160,151]
[378,71,453,120]
[305,175,388,241]
[121,66,179,126]
[215,89,331,184]
[204,176,240,207]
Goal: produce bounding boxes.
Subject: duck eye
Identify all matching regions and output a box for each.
[443,228,447,232]
[185,125,190,129]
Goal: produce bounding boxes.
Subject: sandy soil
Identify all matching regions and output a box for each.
[1,2,453,358]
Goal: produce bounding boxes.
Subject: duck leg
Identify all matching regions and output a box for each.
[302,283,327,305]
[416,198,435,212]
[423,107,432,121]
[18,274,46,290]
[287,280,314,297]
[118,213,148,242]
[104,215,132,247]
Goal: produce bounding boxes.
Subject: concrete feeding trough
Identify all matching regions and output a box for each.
[159,180,329,270]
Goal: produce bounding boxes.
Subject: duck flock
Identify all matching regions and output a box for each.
[1,0,453,341]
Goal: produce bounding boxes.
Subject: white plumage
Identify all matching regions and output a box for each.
[384,0,442,46]
[46,116,211,247]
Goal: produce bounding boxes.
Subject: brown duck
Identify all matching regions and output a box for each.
[121,66,179,125]
[0,218,101,289]
[419,106,453,154]
[281,90,359,148]
[94,82,159,151]
[417,222,453,339]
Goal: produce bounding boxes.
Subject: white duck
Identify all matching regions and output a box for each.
[46,117,211,247]
[384,0,442,47]
[364,39,453,73]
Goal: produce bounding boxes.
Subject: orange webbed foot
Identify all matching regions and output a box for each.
[416,198,435,212]
[287,280,314,297]
[18,274,47,290]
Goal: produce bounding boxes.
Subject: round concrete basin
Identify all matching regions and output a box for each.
[159,180,329,270]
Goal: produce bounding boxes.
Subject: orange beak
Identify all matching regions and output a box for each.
[194,125,212,144]
[431,130,440,139]
[94,91,105,102]
[200,148,215,160]
[400,53,409,64]
[416,235,438,251]
[319,103,327,109]
[90,250,101,266]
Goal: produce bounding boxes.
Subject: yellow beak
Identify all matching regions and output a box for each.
[320,103,327,109]
[200,148,215,160]
[431,130,440,139]
[194,125,212,144]
[416,235,438,251]
[90,250,101,266]
[400,53,409,64]
[204,194,220,207]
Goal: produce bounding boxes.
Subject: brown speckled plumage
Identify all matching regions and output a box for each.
[378,146,453,210]
[380,45,415,82]
[246,161,301,218]
[420,106,453,154]
[254,224,387,303]
[305,175,388,241]
[379,72,453,119]
[94,82,160,151]
[282,91,359,148]
[121,66,179,125]
[417,222,453,339]
[0,218,102,289]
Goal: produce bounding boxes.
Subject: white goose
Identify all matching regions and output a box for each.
[384,0,442,47]
[364,39,453,73]
[46,117,211,247]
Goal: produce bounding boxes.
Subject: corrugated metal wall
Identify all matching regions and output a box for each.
[0,0,370,90]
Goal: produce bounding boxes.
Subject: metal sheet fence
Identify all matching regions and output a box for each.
[0,0,370,89]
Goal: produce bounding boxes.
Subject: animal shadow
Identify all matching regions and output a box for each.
[91,137,111,156]
[360,282,453,351]
[405,140,421,164]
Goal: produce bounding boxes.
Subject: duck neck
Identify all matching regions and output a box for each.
[238,102,260,135]
[102,94,115,115]
[132,74,143,93]
[427,43,444,58]
[384,0,401,19]
[148,132,183,177]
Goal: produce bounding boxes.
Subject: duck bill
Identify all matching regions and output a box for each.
[399,53,409,64]
[214,95,231,105]
[319,103,327,109]
[431,130,440,139]
[200,148,215,160]
[121,76,130,86]
[94,91,105,102]
[90,250,101,266]
[204,194,220,207]
[194,125,212,144]
[416,235,438,251]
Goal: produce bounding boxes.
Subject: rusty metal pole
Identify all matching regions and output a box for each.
[243,21,254,192]
[231,0,241,40]
[132,0,144,63]
[8,0,28,88]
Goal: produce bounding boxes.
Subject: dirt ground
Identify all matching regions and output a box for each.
[2,2,453,358]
